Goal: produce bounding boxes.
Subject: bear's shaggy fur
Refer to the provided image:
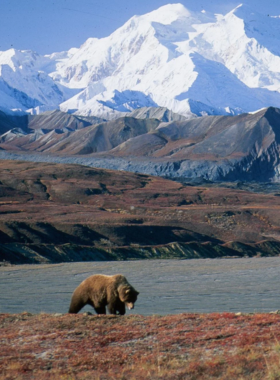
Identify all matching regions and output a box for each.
[68,274,139,315]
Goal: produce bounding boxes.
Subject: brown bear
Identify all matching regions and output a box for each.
[68,274,139,315]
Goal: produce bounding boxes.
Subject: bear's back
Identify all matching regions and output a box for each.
[82,274,126,288]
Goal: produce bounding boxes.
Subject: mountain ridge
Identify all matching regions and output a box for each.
[1,106,280,182]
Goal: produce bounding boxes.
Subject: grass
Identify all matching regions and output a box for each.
[2,312,280,379]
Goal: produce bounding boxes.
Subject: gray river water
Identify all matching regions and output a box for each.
[1,258,280,315]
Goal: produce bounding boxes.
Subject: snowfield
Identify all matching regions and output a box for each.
[0,3,280,118]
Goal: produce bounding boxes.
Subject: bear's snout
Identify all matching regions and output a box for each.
[126,302,134,310]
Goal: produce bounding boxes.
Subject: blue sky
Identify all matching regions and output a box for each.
[1,0,279,54]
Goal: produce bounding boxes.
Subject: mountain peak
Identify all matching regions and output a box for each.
[142,3,192,24]
[233,3,244,11]
[230,3,264,18]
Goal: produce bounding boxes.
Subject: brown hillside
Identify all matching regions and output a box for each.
[1,160,280,263]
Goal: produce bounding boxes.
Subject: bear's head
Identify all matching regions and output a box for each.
[119,286,139,310]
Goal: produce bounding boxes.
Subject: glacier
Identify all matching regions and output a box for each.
[0,3,280,118]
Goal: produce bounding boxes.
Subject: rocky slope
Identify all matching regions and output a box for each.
[1,160,280,264]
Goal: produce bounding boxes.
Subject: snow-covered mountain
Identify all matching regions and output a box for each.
[1,3,280,118]
[0,49,80,115]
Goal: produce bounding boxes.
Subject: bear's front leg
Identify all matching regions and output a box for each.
[107,302,118,315]
[116,302,126,315]
[94,306,106,315]
[108,301,126,315]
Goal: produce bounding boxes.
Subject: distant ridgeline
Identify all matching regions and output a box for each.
[1,107,280,182]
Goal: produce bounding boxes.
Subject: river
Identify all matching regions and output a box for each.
[1,258,280,315]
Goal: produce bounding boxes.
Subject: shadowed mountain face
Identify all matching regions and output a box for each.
[111,107,280,159]
[41,117,161,155]
[0,109,105,137]
[2,160,280,264]
[0,110,28,135]
[1,107,280,181]
[0,114,161,154]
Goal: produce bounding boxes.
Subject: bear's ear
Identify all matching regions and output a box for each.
[125,289,130,294]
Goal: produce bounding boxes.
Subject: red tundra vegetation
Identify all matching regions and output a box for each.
[1,312,280,379]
